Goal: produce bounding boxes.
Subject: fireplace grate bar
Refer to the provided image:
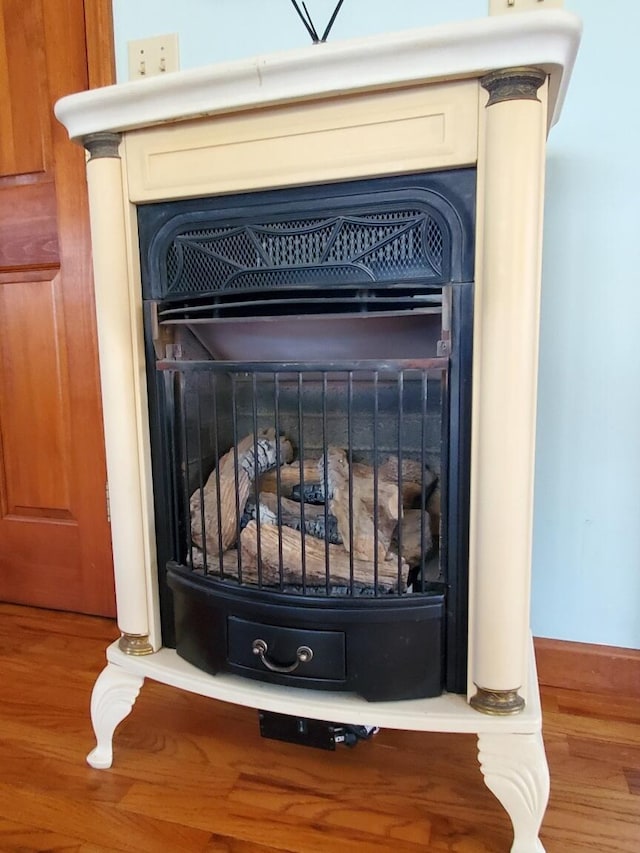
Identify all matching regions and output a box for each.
[322,372,330,595]
[273,373,285,590]
[251,375,263,588]
[156,357,448,373]
[372,371,379,593]
[397,371,404,594]
[210,371,225,577]
[178,372,194,568]
[165,373,181,565]
[194,387,208,572]
[420,370,428,593]
[297,372,307,593]
[347,372,355,595]
[231,376,243,584]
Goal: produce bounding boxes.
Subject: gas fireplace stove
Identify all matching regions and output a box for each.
[55,9,581,851]
[140,171,474,702]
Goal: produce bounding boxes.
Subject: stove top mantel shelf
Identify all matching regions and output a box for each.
[55,9,581,139]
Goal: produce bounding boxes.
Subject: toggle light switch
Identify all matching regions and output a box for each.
[128,33,179,80]
[489,0,564,13]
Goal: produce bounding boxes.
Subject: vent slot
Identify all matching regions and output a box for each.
[157,284,443,323]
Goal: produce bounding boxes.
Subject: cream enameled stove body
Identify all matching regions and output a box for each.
[56,11,580,851]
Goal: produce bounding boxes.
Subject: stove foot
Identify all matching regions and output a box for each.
[86,662,144,769]
[477,730,550,853]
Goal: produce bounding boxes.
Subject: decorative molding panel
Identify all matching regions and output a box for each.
[124,82,478,202]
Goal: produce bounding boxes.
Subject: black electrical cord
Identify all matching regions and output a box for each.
[289,0,346,43]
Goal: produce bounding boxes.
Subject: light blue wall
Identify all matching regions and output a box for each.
[112,1,640,650]
[112,0,485,78]
[533,0,640,647]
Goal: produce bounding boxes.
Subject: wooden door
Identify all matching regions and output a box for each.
[0,0,116,616]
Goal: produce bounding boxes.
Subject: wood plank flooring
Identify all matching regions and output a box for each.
[0,602,638,852]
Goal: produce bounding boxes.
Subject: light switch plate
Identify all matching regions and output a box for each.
[489,0,564,13]
[128,33,179,80]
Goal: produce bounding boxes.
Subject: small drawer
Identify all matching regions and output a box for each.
[228,616,346,681]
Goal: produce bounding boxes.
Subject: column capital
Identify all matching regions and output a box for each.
[83,131,122,161]
[481,67,547,107]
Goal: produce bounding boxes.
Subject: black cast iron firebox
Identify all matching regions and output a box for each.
[139,170,475,701]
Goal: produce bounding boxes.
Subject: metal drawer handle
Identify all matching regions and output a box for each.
[252,638,314,673]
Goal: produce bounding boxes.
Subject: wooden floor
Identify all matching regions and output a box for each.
[0,603,638,852]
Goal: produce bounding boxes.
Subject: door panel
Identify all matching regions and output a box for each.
[0,0,115,616]
[0,0,49,177]
[0,271,72,516]
[0,182,59,269]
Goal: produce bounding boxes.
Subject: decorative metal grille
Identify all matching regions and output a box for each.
[164,210,447,297]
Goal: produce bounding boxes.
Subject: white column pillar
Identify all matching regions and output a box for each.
[469,68,548,713]
[83,132,153,655]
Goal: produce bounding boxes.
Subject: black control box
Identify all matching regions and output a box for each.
[258,710,378,751]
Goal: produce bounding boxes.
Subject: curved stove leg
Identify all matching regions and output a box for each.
[86,662,144,769]
[477,730,550,853]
